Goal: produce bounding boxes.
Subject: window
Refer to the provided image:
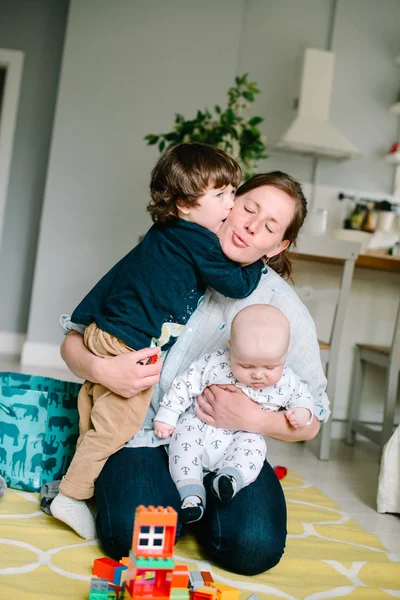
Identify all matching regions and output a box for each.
[138,525,165,550]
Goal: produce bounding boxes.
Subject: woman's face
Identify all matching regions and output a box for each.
[218,185,295,265]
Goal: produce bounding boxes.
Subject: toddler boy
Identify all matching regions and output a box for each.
[154,304,313,524]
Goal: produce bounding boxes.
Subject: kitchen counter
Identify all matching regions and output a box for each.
[290,250,400,273]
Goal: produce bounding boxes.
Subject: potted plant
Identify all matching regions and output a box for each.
[145,74,267,179]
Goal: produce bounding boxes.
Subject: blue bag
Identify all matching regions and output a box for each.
[0,372,81,492]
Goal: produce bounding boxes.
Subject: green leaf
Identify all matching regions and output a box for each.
[144,134,159,145]
[144,72,267,177]
[164,132,177,141]
[243,91,255,102]
[248,116,264,126]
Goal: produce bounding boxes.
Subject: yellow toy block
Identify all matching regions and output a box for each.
[210,582,240,600]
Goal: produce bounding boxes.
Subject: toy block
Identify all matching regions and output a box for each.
[171,589,190,600]
[133,556,175,570]
[89,578,109,600]
[89,592,109,600]
[189,571,204,591]
[210,583,240,600]
[89,577,109,599]
[90,578,109,591]
[132,505,177,559]
[200,572,214,586]
[192,586,217,600]
[273,465,287,480]
[113,565,128,586]
[93,557,122,582]
[171,564,189,588]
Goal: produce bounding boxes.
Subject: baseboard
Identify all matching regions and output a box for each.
[21,340,66,369]
[0,330,25,356]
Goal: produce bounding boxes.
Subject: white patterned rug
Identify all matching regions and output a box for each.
[1,470,399,599]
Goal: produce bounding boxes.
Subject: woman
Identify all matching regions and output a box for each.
[61,172,330,575]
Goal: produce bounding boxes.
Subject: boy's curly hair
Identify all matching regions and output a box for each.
[147,143,242,223]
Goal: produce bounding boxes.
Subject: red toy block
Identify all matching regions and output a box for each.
[273,465,287,480]
[93,557,121,582]
[192,587,217,600]
[171,564,189,588]
[200,572,214,586]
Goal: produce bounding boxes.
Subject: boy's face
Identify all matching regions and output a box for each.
[229,344,286,390]
[178,184,236,233]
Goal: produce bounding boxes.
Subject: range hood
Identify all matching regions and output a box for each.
[272,48,361,160]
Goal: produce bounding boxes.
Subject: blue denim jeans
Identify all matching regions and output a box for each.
[94,446,286,575]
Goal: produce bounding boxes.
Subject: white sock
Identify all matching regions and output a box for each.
[51,492,97,540]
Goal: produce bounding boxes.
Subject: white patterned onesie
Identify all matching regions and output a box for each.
[155,348,314,504]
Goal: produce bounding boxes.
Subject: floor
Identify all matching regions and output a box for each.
[1,354,400,556]
[268,436,400,555]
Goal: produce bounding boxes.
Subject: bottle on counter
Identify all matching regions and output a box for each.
[361,202,379,233]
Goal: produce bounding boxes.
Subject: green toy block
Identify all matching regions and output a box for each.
[134,556,175,570]
[171,588,190,600]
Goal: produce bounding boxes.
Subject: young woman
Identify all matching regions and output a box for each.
[60,172,329,575]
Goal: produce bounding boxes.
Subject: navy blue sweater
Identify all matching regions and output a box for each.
[71,219,263,351]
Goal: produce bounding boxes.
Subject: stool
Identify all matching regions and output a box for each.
[346,300,400,449]
[294,235,361,460]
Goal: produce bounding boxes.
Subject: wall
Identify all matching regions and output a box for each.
[24,0,245,351]
[25,0,400,346]
[0,0,69,341]
[237,0,400,193]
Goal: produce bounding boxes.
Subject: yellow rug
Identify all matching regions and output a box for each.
[1,471,399,599]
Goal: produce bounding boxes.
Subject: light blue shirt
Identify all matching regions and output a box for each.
[62,267,330,449]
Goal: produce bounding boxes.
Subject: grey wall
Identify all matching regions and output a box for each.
[237,0,400,191]
[7,0,400,347]
[0,0,69,334]
[26,0,245,343]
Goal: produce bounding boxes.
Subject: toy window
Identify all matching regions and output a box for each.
[138,525,165,550]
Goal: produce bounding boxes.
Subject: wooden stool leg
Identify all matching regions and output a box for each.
[346,346,364,446]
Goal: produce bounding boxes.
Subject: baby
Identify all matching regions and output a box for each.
[154,304,314,524]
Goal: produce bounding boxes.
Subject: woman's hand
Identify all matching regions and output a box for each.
[93,348,162,398]
[61,332,162,398]
[195,384,321,442]
[195,385,260,432]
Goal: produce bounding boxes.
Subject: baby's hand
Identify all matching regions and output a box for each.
[154,420,175,439]
[285,407,312,429]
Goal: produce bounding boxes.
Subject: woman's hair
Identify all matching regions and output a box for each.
[147,143,242,223]
[236,171,307,280]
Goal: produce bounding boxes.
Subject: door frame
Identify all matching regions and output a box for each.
[0,49,24,248]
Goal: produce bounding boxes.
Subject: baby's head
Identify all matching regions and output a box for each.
[147,143,242,234]
[229,304,290,389]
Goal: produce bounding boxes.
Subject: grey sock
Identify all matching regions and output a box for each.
[40,480,61,515]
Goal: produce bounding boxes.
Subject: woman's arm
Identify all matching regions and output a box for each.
[195,385,320,442]
[60,331,162,398]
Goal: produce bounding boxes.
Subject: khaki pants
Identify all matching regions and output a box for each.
[59,323,153,500]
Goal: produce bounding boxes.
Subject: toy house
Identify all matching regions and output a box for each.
[90,505,239,600]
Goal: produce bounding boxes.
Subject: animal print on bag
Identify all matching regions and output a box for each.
[0,372,81,492]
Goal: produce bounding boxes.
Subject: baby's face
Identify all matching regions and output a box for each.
[230,346,286,390]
